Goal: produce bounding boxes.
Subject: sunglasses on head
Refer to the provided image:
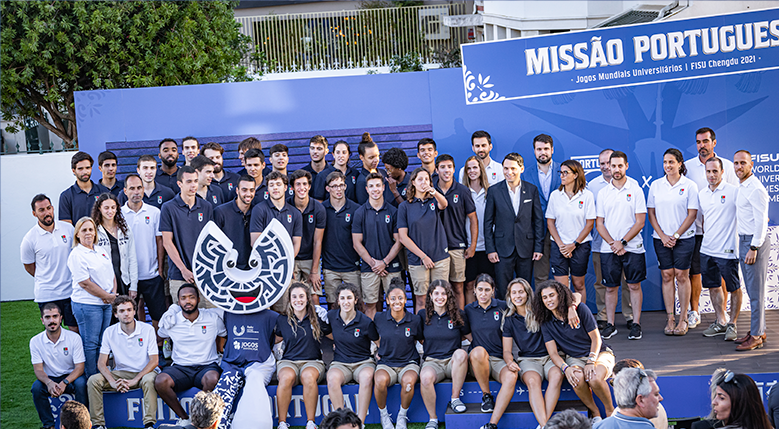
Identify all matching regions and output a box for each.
[722,370,737,385]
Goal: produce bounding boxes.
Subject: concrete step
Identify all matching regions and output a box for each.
[444,400,588,429]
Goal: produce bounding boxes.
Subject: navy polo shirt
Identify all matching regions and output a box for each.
[119,183,177,210]
[418,309,469,360]
[99,179,124,197]
[58,181,107,223]
[463,299,507,357]
[202,185,225,208]
[540,304,601,358]
[312,165,359,202]
[291,198,326,261]
[355,168,397,206]
[214,200,252,269]
[397,197,449,266]
[388,173,411,207]
[223,310,278,367]
[328,309,379,363]
[322,199,361,272]
[274,313,332,361]
[301,163,321,196]
[352,201,401,273]
[250,200,302,241]
[155,168,180,194]
[374,310,423,367]
[263,165,272,178]
[159,195,213,280]
[214,170,241,202]
[437,181,476,250]
[503,313,547,358]
[251,183,269,207]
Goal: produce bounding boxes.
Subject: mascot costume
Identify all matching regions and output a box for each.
[193,219,294,429]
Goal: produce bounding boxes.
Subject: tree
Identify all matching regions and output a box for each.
[1,1,251,147]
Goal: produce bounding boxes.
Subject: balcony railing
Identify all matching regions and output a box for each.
[235,3,469,74]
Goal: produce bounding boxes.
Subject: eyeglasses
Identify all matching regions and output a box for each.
[328,184,346,190]
[558,170,572,176]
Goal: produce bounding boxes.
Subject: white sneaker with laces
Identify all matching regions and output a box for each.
[396,414,409,429]
[688,311,700,329]
[278,421,291,429]
[380,412,394,429]
[306,420,318,429]
[176,418,191,427]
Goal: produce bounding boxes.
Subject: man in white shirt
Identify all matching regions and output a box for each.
[596,151,646,341]
[698,158,742,342]
[458,130,504,186]
[30,303,87,429]
[155,284,227,425]
[589,149,633,330]
[87,296,159,429]
[733,150,770,351]
[122,174,167,329]
[683,127,739,329]
[21,194,78,332]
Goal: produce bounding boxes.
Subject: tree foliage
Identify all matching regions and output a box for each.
[1,1,251,147]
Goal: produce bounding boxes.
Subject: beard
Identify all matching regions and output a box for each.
[161,157,178,168]
[40,215,54,226]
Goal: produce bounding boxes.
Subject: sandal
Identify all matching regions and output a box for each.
[449,398,467,413]
[673,320,689,336]
[664,315,675,336]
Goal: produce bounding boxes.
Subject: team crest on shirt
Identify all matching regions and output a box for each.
[212,196,218,204]
[429,202,435,211]
[351,176,356,184]
[228,183,234,191]
[405,327,411,337]
[402,189,407,196]
[578,200,584,209]
[198,213,204,222]
[721,195,726,204]
[453,194,459,203]
[287,214,292,223]
[448,320,453,329]
[354,328,360,337]
[157,196,163,204]
[145,216,150,224]
[385,215,391,223]
[61,235,67,243]
[63,347,69,356]
[679,188,685,195]
[626,194,632,202]
[492,172,497,180]
[493,311,500,321]
[202,325,207,334]
[138,338,143,347]
[308,214,314,223]
[264,191,269,200]
[95,196,99,202]
[345,213,351,222]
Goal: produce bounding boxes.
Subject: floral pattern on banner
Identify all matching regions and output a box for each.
[463,65,506,104]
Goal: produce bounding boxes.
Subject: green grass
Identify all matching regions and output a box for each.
[0,301,433,429]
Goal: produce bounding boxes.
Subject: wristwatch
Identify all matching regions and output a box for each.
[673,233,680,239]
[750,245,759,251]
[63,379,70,386]
[620,239,628,247]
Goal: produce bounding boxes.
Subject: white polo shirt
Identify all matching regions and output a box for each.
[67,244,115,305]
[30,329,85,377]
[158,306,226,366]
[100,321,158,373]
[458,158,505,186]
[736,174,770,247]
[546,188,596,244]
[20,221,75,302]
[685,154,738,234]
[466,186,487,251]
[587,174,610,251]
[646,175,699,240]
[122,203,162,280]
[699,181,739,259]
[596,177,647,254]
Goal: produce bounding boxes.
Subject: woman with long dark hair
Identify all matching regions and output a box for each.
[647,148,699,335]
[534,280,614,423]
[92,193,137,297]
[419,279,469,429]
[461,155,494,305]
[706,369,772,429]
[274,282,331,429]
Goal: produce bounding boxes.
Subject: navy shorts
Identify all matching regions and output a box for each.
[653,237,695,271]
[38,298,77,328]
[700,254,740,292]
[689,235,703,275]
[601,252,646,287]
[465,251,495,283]
[163,363,221,392]
[550,241,591,278]
[137,276,167,321]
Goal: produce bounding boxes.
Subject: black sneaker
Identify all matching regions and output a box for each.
[480,423,498,429]
[601,323,618,339]
[480,393,495,413]
[628,323,642,340]
[597,320,608,330]
[626,319,634,330]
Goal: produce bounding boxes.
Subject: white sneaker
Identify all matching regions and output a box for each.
[396,415,409,429]
[306,420,318,429]
[688,311,700,329]
[278,422,291,429]
[380,412,394,429]
[176,418,191,427]
[591,416,602,425]
[416,341,424,356]
[371,342,379,356]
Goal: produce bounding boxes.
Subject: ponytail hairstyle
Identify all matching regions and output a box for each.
[664,148,687,176]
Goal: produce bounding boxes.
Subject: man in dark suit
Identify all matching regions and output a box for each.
[523,134,562,288]
[484,153,544,297]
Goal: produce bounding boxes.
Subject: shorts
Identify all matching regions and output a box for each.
[653,237,695,271]
[360,271,402,304]
[408,258,450,296]
[375,363,421,385]
[517,355,558,380]
[469,355,507,381]
[276,359,326,384]
[137,276,166,320]
[448,249,467,283]
[422,357,457,383]
[329,359,375,384]
[601,252,646,287]
[700,254,740,292]
[690,235,704,275]
[294,259,322,294]
[163,362,221,391]
[565,348,615,378]
[465,251,495,283]
[550,241,592,278]
[323,270,361,303]
[39,298,77,327]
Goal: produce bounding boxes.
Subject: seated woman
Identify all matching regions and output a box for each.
[326,282,378,424]
[534,280,614,423]
[275,282,331,429]
[374,277,424,429]
[463,274,515,429]
[418,280,469,429]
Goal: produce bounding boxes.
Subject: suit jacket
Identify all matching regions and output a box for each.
[523,159,562,214]
[484,180,544,259]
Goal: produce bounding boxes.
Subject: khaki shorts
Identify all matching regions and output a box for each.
[360,271,402,304]
[565,348,616,378]
[329,359,375,384]
[408,257,450,296]
[294,260,322,295]
[421,357,457,383]
[277,359,326,384]
[517,355,558,380]
[448,249,467,283]
[323,270,361,303]
[169,279,216,309]
[375,363,421,385]
[470,355,507,381]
